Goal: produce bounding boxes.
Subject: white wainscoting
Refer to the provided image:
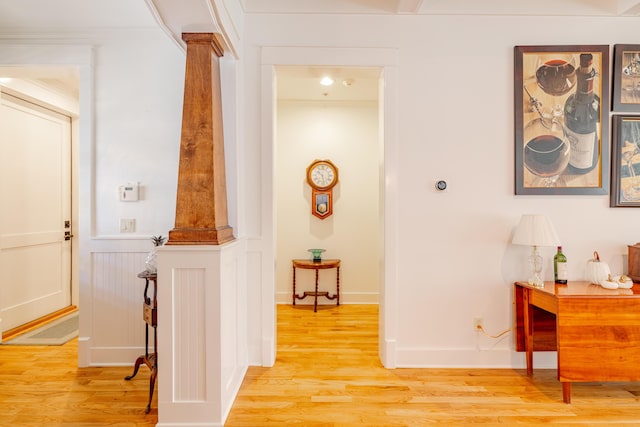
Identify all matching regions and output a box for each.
[156,240,248,427]
[78,238,251,425]
[80,250,151,365]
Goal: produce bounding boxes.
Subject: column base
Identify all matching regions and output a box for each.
[167,226,235,245]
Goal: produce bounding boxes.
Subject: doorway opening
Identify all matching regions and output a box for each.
[272,64,384,355]
[274,65,382,302]
[260,46,398,368]
[0,66,79,340]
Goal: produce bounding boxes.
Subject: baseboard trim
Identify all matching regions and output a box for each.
[2,305,78,342]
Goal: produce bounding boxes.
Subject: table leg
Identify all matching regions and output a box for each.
[562,382,572,403]
[145,320,149,357]
[314,269,319,312]
[146,353,157,414]
[336,266,340,306]
[292,266,297,305]
[523,288,533,376]
[124,355,145,380]
[128,275,158,413]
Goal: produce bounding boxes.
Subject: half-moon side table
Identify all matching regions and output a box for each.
[125,270,157,414]
[292,259,340,312]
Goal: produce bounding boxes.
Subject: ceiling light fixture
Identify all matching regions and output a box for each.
[320,76,334,86]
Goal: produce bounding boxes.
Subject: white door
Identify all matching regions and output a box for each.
[0,90,72,331]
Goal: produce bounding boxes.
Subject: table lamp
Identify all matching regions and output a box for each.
[512,214,561,288]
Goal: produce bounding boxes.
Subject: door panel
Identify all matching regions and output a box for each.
[0,90,71,331]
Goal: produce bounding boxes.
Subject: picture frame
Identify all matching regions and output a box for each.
[514,45,610,195]
[610,115,640,207]
[612,44,640,113]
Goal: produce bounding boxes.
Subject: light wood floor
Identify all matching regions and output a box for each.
[230,304,640,426]
[2,305,640,426]
[0,335,157,426]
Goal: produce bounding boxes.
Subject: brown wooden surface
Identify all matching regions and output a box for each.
[517,280,640,297]
[292,259,340,311]
[4,305,640,425]
[292,258,341,269]
[0,338,158,425]
[514,285,557,352]
[167,32,234,245]
[557,296,640,383]
[515,280,640,403]
[226,304,640,425]
[629,243,640,282]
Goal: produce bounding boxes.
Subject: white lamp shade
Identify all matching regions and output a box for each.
[512,214,561,247]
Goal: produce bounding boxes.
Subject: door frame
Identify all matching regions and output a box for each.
[260,46,399,368]
[0,88,73,329]
[0,45,93,365]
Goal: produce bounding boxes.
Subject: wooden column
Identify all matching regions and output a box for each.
[167,33,234,245]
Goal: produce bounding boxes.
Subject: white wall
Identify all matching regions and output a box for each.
[5,8,640,373]
[80,31,186,365]
[0,30,187,365]
[244,13,640,368]
[92,33,183,238]
[275,100,381,304]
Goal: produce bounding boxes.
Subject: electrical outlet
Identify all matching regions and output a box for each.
[473,317,483,331]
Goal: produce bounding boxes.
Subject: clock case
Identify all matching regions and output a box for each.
[311,189,333,219]
[306,159,339,220]
[306,159,338,190]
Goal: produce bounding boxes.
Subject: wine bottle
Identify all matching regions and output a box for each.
[554,246,568,284]
[564,53,600,174]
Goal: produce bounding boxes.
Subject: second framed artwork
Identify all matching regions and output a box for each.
[613,44,640,112]
[514,45,610,195]
[611,115,640,207]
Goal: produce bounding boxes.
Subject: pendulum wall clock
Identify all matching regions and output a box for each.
[306,159,339,219]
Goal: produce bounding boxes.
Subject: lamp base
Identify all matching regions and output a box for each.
[528,273,545,288]
[528,246,544,288]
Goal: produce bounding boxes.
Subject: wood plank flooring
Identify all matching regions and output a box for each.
[1,304,640,425]
[0,337,157,426]
[228,304,640,426]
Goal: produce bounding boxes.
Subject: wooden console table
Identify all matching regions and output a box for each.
[125,271,158,414]
[514,280,640,403]
[292,259,340,312]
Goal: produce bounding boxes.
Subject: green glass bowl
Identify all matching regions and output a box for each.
[308,248,325,262]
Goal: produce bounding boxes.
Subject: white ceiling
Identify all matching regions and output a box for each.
[276,66,381,101]
[241,0,640,16]
[0,0,158,32]
[2,0,640,102]
[2,0,640,36]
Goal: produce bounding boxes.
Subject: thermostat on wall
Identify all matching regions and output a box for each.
[119,182,139,201]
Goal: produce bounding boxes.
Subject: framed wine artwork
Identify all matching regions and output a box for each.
[514,45,610,195]
[612,44,640,113]
[611,115,640,207]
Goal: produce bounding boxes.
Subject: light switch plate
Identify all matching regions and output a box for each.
[120,218,136,233]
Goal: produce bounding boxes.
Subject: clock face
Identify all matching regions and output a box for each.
[307,160,338,190]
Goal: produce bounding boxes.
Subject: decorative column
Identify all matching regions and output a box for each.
[167,32,234,245]
[157,33,247,427]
